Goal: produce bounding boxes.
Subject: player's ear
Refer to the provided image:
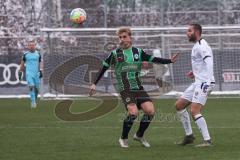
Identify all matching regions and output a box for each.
[196,30,200,36]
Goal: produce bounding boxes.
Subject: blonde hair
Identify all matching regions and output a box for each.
[116,27,132,36]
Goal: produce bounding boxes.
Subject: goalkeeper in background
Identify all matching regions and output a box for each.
[19,40,43,108]
[89,27,179,148]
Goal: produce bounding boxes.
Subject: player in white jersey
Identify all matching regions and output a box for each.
[175,23,215,147]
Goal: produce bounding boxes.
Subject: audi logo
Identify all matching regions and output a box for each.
[0,63,27,85]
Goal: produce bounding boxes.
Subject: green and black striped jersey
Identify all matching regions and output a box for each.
[94,46,172,92]
[103,47,154,92]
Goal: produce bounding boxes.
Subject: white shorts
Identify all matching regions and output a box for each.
[181,82,214,106]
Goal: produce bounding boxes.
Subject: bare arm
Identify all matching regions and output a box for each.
[20,60,24,71]
[19,60,25,72]
[39,60,43,71]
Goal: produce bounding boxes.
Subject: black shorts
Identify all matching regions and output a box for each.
[120,89,152,110]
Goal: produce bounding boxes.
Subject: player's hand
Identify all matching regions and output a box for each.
[171,53,180,63]
[39,70,43,78]
[18,71,23,80]
[186,71,194,79]
[142,61,149,69]
[89,84,96,96]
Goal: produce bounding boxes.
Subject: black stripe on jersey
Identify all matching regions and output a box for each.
[132,47,142,90]
[116,48,124,62]
[135,72,142,89]
[118,48,131,90]
[198,38,203,44]
[201,82,204,89]
[121,72,130,90]
[203,55,211,61]
[132,47,139,61]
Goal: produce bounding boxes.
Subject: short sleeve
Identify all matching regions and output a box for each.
[200,41,212,60]
[201,47,210,58]
[38,52,42,62]
[22,53,26,62]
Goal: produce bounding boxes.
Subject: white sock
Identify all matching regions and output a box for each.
[177,109,193,136]
[194,114,211,141]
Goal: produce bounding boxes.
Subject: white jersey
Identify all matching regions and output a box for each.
[191,39,215,84]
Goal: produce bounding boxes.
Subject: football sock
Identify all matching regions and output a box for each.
[136,114,154,137]
[121,114,137,139]
[177,109,193,136]
[194,114,211,140]
[29,86,36,103]
[34,86,39,100]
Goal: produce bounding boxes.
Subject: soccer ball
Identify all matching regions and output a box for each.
[70,8,86,24]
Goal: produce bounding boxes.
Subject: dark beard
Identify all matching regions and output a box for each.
[189,35,196,42]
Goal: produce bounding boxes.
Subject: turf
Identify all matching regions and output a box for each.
[0,98,239,160]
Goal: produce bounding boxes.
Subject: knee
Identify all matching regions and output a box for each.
[143,102,155,115]
[145,108,155,116]
[175,101,183,111]
[127,104,138,116]
[190,108,200,117]
[190,103,202,116]
[175,99,188,111]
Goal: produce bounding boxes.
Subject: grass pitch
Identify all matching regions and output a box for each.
[0,98,239,160]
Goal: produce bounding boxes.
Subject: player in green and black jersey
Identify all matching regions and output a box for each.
[90,27,179,148]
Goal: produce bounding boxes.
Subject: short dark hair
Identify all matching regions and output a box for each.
[190,23,202,35]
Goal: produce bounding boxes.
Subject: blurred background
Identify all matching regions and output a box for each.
[0,0,240,97]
